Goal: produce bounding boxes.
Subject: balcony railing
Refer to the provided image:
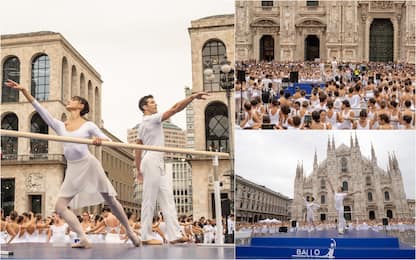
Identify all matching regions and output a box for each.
[1,153,66,162]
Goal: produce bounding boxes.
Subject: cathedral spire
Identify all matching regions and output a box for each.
[392,151,398,170]
[313,149,318,170]
[332,135,335,150]
[371,142,377,164]
[296,161,300,177]
[350,134,354,148]
[327,136,331,151]
[301,160,304,175]
[355,132,359,148]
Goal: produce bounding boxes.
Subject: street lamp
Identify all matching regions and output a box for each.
[203,56,234,245]
[219,56,234,173]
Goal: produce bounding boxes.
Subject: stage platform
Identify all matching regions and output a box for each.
[0,243,235,259]
[236,230,415,259]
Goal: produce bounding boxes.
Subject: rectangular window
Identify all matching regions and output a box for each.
[29,194,42,214]
[306,0,318,7]
[261,1,273,7]
[1,178,15,216]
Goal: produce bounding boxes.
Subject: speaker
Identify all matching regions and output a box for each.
[382,218,388,226]
[291,220,297,228]
[279,226,288,233]
[289,71,299,83]
[282,77,290,83]
[237,70,246,82]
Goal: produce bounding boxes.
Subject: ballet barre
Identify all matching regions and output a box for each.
[0,130,229,158]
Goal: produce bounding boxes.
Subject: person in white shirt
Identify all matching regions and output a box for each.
[227,214,235,243]
[304,197,320,232]
[331,57,338,78]
[327,180,361,234]
[136,92,208,245]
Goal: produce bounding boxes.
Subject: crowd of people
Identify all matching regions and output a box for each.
[236,218,415,235]
[0,208,235,245]
[235,60,415,130]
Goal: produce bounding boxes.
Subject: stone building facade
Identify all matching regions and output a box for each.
[236,175,291,223]
[235,0,416,62]
[187,14,235,219]
[292,135,411,223]
[0,31,131,217]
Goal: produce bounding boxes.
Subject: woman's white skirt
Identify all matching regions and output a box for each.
[59,153,117,209]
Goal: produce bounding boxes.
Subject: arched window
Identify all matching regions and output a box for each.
[369,211,375,220]
[202,40,226,92]
[320,195,325,204]
[80,73,86,97]
[30,113,48,157]
[205,102,229,152]
[1,113,18,159]
[366,176,371,186]
[61,57,69,102]
[342,181,348,192]
[384,191,390,201]
[2,56,20,102]
[94,87,100,123]
[320,179,325,189]
[87,81,93,121]
[368,192,373,201]
[386,209,393,219]
[31,54,50,101]
[341,157,348,172]
[71,65,78,97]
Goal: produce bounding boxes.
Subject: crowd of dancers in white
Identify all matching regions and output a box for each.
[237,179,414,237]
[0,208,225,245]
[2,79,211,248]
[236,61,415,130]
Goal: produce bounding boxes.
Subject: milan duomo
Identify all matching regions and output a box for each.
[235,0,415,62]
[292,135,410,223]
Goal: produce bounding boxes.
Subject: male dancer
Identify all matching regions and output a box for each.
[328,180,361,234]
[304,196,320,232]
[136,92,208,245]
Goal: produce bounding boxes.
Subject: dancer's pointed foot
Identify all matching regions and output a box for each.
[142,239,163,245]
[170,236,189,244]
[127,231,141,247]
[71,239,92,249]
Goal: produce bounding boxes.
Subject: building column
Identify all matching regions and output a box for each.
[391,16,399,62]
[364,17,372,61]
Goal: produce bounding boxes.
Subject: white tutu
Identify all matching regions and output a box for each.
[0,231,8,244]
[105,233,124,243]
[60,154,117,209]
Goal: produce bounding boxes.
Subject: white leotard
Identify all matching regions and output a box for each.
[32,100,109,161]
[357,120,370,130]
[269,110,280,125]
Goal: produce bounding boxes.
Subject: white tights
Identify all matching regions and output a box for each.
[55,193,136,242]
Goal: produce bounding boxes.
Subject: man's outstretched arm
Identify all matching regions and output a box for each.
[162,92,208,121]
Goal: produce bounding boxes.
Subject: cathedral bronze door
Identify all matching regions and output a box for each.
[304,35,320,61]
[370,19,393,62]
[260,35,274,61]
[344,206,352,221]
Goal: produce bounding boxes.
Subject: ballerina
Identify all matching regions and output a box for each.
[304,196,320,232]
[5,79,140,248]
